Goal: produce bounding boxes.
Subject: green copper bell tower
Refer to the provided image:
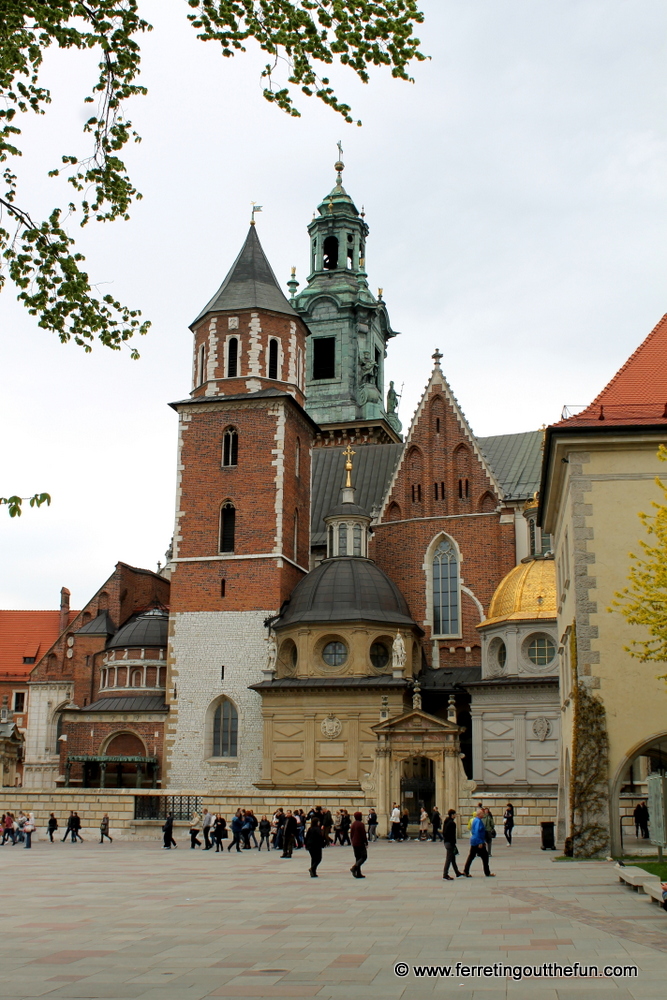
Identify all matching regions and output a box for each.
[292,149,402,443]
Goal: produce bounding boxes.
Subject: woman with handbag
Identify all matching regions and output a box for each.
[442,809,462,879]
[24,812,35,849]
[503,803,514,846]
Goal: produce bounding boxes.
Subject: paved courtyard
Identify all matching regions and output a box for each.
[1,835,666,1000]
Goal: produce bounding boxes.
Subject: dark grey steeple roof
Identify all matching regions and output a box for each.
[191,225,298,326]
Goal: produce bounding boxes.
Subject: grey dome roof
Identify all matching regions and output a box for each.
[276,557,418,629]
[107,608,169,649]
[325,501,371,519]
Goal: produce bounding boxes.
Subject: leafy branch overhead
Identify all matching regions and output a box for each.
[0,2,425,350]
[610,445,667,672]
[0,492,51,517]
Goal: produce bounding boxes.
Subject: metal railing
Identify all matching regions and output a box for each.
[134,795,201,822]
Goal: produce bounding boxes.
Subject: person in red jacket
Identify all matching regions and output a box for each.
[349,811,368,879]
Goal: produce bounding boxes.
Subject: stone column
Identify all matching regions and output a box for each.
[303,712,315,784]
[375,744,390,836]
[444,745,461,814]
[435,753,446,814]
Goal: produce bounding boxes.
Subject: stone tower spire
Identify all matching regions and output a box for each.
[294,152,402,444]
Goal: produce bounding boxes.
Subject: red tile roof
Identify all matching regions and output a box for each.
[0,610,78,680]
[555,313,667,427]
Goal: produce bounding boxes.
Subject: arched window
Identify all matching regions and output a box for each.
[338,523,348,556]
[268,338,279,380]
[222,427,238,467]
[353,524,362,556]
[197,343,206,386]
[328,524,334,557]
[295,437,300,478]
[213,698,238,757]
[227,337,238,377]
[219,501,236,553]
[387,501,402,521]
[433,537,459,636]
[323,235,339,270]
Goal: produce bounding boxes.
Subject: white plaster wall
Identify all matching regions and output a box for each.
[166,610,270,792]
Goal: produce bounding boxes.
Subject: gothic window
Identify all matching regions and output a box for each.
[432,537,459,636]
[222,427,238,467]
[458,478,470,499]
[338,523,348,556]
[227,337,238,378]
[478,491,496,512]
[268,338,279,380]
[387,502,402,521]
[295,437,300,478]
[323,235,338,270]
[219,501,236,553]
[293,510,299,560]
[212,698,238,757]
[313,337,335,380]
[197,343,206,386]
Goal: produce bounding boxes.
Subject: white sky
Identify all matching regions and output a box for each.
[1,0,665,609]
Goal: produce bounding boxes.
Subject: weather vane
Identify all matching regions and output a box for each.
[250,202,263,225]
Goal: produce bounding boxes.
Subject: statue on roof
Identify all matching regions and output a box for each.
[359,352,378,384]
[387,380,398,414]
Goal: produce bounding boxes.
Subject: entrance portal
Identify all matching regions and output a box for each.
[400,756,435,823]
[610,730,667,855]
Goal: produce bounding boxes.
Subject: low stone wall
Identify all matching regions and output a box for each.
[0,787,369,840]
[458,789,558,837]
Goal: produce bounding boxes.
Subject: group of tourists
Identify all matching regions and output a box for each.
[1,811,36,848]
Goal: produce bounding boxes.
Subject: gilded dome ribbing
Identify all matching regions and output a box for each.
[483,558,557,625]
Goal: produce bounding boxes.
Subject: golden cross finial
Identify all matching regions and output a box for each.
[342,444,356,488]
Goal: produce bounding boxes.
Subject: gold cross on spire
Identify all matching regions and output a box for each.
[342,443,356,488]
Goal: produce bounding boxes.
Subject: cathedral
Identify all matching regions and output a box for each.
[15,157,562,836]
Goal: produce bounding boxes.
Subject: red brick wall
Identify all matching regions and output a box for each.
[373,374,516,667]
[171,396,314,614]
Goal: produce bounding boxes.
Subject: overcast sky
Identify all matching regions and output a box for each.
[1,0,665,610]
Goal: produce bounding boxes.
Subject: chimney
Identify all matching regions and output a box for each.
[59,587,71,634]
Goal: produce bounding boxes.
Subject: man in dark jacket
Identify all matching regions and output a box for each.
[162,812,174,850]
[431,807,442,842]
[281,810,298,857]
[321,808,333,846]
[227,810,243,852]
[350,811,368,878]
[442,809,462,879]
[305,817,324,876]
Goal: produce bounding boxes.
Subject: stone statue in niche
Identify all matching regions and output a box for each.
[359,352,378,384]
[265,633,278,675]
[392,631,407,674]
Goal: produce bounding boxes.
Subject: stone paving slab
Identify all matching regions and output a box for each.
[1,838,666,999]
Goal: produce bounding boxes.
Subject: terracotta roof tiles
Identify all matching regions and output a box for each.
[0,610,78,679]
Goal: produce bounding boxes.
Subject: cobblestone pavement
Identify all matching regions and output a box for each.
[1,836,665,1000]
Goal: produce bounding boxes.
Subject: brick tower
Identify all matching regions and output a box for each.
[165,222,316,791]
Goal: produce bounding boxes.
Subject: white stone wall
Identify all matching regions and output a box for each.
[23,682,72,789]
[166,610,270,792]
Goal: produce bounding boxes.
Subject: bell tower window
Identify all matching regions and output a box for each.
[222,428,238,467]
[219,501,236,553]
[313,337,335,380]
[227,337,238,378]
[197,344,206,386]
[268,338,279,380]
[323,235,338,270]
[338,523,348,556]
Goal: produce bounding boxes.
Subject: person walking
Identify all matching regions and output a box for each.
[321,808,333,847]
[503,803,514,846]
[367,808,378,843]
[202,808,213,850]
[442,809,462,880]
[400,808,410,842]
[281,810,297,858]
[240,811,253,849]
[419,807,430,841]
[62,811,75,843]
[24,812,35,849]
[2,813,16,845]
[332,810,343,845]
[189,812,202,849]
[99,813,113,844]
[258,815,271,851]
[162,812,175,849]
[389,803,401,842]
[47,813,58,843]
[350,811,368,878]
[247,809,259,848]
[72,813,84,842]
[431,806,442,842]
[213,814,227,851]
[462,808,495,878]
[305,816,324,877]
[228,810,243,852]
[340,809,351,846]
[16,811,27,844]
[482,807,496,857]
[273,808,285,851]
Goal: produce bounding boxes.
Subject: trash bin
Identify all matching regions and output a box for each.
[540,821,556,851]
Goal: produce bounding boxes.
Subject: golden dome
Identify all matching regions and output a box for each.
[482,557,557,626]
